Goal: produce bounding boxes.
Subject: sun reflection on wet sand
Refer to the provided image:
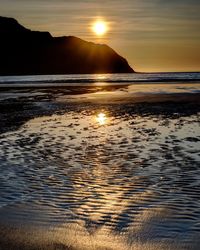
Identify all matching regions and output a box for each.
[0,105,200,249]
[96,112,107,125]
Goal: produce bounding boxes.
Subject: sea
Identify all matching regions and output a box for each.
[0,72,200,87]
[0,72,200,250]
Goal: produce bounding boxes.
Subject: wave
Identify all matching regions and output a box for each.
[0,72,200,86]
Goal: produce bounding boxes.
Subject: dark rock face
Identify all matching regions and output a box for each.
[0,16,134,75]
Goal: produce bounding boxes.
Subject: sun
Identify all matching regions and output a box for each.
[92,21,107,36]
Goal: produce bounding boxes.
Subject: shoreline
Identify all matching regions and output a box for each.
[0,87,200,134]
[0,80,200,88]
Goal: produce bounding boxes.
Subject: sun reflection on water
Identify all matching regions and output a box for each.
[96,113,107,125]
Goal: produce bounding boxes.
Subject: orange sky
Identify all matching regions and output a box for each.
[0,0,200,72]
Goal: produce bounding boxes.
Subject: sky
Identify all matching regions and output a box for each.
[1,0,200,72]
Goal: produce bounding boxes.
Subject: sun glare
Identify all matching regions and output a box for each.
[92,21,107,36]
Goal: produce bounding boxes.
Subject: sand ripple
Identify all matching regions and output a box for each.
[0,108,200,249]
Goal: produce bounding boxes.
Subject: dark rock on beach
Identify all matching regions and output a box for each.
[0,16,134,75]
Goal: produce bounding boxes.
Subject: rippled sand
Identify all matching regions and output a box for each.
[0,86,200,250]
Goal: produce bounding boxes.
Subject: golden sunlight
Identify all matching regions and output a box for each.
[92,21,107,36]
[96,113,107,125]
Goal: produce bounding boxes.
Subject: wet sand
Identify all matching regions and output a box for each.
[0,85,200,250]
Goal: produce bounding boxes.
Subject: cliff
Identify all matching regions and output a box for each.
[0,16,134,75]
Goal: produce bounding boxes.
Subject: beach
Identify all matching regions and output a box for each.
[0,78,200,250]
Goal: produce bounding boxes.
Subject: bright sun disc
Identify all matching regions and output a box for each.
[93,21,107,36]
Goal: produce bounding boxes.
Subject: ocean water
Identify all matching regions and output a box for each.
[0,73,200,249]
[0,72,200,101]
[0,72,200,86]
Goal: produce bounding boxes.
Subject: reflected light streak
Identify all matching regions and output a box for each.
[96,74,107,80]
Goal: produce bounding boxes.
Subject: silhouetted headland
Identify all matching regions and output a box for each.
[0,16,134,75]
